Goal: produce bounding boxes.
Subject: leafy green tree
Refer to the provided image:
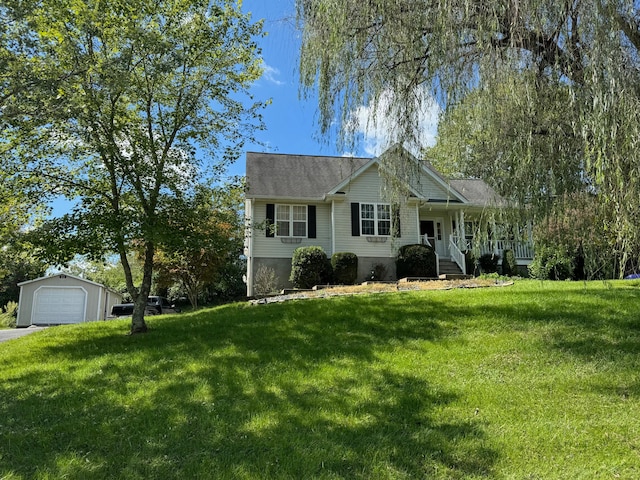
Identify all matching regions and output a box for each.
[2,0,265,332]
[0,244,48,308]
[153,181,245,309]
[59,254,144,298]
[296,0,640,276]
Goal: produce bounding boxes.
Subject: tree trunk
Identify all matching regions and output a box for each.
[130,241,155,334]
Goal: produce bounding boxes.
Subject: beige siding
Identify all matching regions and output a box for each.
[251,200,332,257]
[334,164,420,257]
[410,169,457,201]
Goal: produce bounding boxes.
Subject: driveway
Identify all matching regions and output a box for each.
[0,326,48,344]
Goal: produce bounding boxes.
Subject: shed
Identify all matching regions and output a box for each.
[16,274,123,327]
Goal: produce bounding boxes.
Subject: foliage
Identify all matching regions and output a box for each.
[296,0,640,278]
[289,246,332,289]
[0,241,48,307]
[2,0,266,332]
[478,253,500,274]
[253,264,279,296]
[531,193,620,280]
[528,245,575,281]
[501,250,518,277]
[207,258,246,302]
[0,301,18,328]
[331,252,358,285]
[58,255,143,298]
[153,181,245,309]
[396,244,436,278]
[2,281,640,478]
[464,251,480,277]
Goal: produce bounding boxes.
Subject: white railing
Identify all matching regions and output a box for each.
[452,236,534,260]
[490,239,534,259]
[448,237,466,274]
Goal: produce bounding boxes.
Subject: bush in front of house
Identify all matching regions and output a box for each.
[331,252,358,285]
[464,251,480,276]
[290,246,332,289]
[528,244,575,280]
[396,244,437,279]
[478,253,500,273]
[501,249,518,276]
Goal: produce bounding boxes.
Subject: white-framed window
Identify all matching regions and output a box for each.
[276,204,307,237]
[360,203,391,236]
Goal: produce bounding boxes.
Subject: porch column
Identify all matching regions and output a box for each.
[459,210,465,249]
[416,203,421,244]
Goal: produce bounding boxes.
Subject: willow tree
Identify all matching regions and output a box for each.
[297,0,640,276]
[1,0,265,333]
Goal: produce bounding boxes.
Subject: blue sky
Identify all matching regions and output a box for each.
[235,0,440,177]
[236,0,345,172]
[51,0,439,215]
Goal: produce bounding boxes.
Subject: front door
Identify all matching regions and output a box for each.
[420,219,446,257]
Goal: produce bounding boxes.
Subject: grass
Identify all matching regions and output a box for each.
[1,280,640,479]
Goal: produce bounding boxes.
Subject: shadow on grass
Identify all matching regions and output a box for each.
[0,295,495,479]
[4,282,637,478]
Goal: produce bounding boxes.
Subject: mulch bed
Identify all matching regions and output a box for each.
[250,279,514,305]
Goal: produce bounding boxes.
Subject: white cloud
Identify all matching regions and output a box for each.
[262,63,285,86]
[349,87,440,156]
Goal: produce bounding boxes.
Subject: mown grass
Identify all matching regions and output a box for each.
[1,280,639,479]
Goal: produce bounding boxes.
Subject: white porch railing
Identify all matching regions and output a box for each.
[488,239,534,259]
[448,237,466,274]
[452,236,534,260]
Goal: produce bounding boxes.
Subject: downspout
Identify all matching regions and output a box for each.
[331,199,336,255]
[415,203,421,244]
[245,198,255,297]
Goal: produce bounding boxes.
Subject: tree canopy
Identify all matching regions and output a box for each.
[153,180,245,309]
[2,0,266,332]
[296,0,640,276]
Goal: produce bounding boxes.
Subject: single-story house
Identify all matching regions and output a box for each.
[16,274,123,327]
[244,146,533,296]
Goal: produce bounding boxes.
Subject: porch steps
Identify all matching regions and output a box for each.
[439,259,464,275]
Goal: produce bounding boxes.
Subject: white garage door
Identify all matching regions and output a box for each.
[32,287,87,325]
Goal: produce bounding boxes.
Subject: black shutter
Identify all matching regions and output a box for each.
[393,205,401,238]
[308,205,316,238]
[351,203,360,236]
[266,204,275,237]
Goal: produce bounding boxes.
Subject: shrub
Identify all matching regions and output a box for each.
[478,253,500,273]
[0,301,18,328]
[396,244,437,278]
[501,249,518,276]
[289,246,332,289]
[331,252,358,285]
[529,244,574,280]
[254,264,279,296]
[464,251,480,276]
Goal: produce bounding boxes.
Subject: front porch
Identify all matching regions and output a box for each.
[418,209,534,276]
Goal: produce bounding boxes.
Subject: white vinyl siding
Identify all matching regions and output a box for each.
[409,168,461,201]
[252,201,331,257]
[334,165,419,256]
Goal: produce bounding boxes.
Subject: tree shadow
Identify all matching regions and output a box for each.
[0,295,497,478]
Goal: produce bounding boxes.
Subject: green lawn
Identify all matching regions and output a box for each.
[1,281,639,479]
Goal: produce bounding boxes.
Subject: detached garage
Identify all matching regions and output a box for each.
[16,274,123,327]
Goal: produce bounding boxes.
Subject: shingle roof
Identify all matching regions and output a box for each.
[246,151,502,206]
[246,152,371,199]
[449,179,504,206]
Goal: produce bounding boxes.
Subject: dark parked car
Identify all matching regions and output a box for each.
[111,296,181,317]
